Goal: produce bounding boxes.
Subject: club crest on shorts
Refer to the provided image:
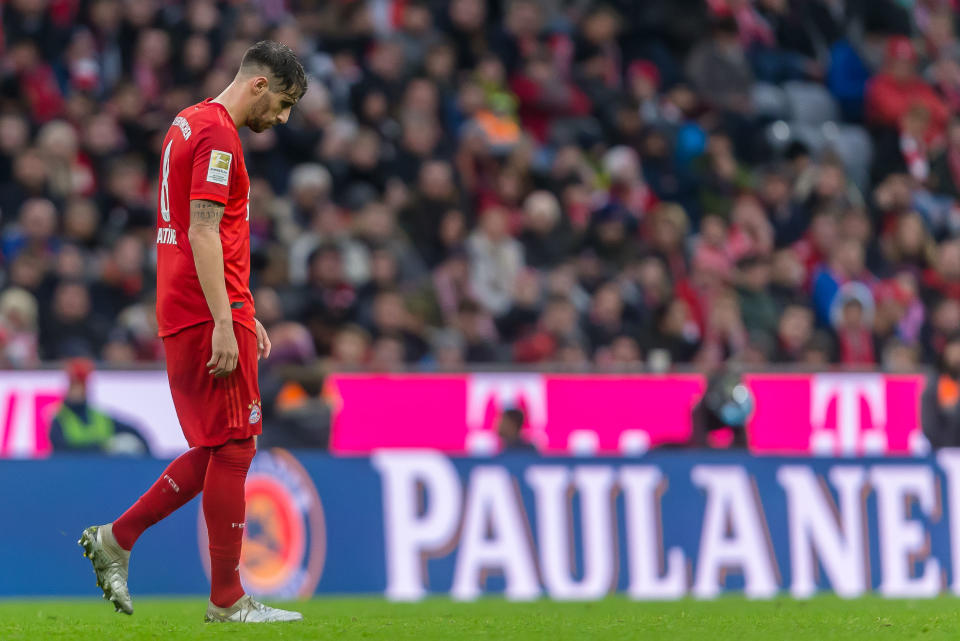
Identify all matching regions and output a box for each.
[198,448,326,599]
[247,399,262,424]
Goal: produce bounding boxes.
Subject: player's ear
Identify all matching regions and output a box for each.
[252,76,269,95]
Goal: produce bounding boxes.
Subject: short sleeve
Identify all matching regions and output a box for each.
[189,124,236,205]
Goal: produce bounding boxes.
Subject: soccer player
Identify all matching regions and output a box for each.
[78,41,307,623]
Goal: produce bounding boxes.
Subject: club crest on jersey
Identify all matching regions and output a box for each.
[248,399,262,424]
[206,150,232,185]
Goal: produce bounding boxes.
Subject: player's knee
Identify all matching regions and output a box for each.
[210,437,256,470]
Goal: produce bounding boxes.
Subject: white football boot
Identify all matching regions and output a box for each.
[78,523,133,615]
[204,594,303,623]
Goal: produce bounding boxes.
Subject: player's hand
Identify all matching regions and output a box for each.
[208,322,239,377]
[254,318,271,360]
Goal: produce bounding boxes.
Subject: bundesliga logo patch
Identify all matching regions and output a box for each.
[248,400,262,424]
[206,149,232,185]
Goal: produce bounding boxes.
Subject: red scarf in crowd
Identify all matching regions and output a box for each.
[901,134,929,182]
[838,327,875,365]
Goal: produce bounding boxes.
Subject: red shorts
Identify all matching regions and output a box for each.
[163,321,263,448]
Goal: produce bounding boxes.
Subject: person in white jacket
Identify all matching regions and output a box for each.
[467,206,525,316]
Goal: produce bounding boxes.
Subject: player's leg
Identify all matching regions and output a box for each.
[79,323,215,615]
[202,436,255,608]
[202,324,301,622]
[111,445,212,549]
[118,321,222,549]
[78,446,212,615]
[202,329,261,609]
[200,436,302,623]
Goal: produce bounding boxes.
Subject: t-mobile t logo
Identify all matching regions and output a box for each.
[810,374,887,456]
[465,374,547,454]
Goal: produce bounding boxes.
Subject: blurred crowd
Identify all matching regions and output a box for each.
[4,0,960,378]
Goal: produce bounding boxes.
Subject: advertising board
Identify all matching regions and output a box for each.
[4,450,960,600]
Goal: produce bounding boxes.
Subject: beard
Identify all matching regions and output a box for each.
[247,95,274,132]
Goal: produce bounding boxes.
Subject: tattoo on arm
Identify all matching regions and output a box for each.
[189,199,225,232]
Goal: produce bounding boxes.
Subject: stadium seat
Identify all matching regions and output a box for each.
[788,121,828,153]
[751,82,790,121]
[764,121,873,189]
[781,81,839,125]
[824,124,874,189]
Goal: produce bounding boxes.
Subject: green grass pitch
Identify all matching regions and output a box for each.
[1,596,959,641]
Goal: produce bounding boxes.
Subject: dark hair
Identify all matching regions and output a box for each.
[307,242,341,267]
[502,408,525,428]
[785,140,810,159]
[945,330,960,348]
[784,298,814,314]
[546,294,573,308]
[938,331,960,373]
[458,299,482,315]
[710,15,740,36]
[842,297,864,310]
[240,40,307,100]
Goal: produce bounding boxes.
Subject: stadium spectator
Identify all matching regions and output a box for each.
[650,298,701,364]
[258,367,331,450]
[510,49,592,144]
[865,36,949,142]
[48,357,151,455]
[929,117,960,199]
[922,332,960,448]
[834,294,877,365]
[41,280,109,359]
[685,15,754,116]
[497,407,537,453]
[735,254,778,340]
[773,301,814,362]
[519,190,572,269]
[468,205,524,315]
[0,286,39,367]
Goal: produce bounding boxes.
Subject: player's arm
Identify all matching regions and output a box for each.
[254,317,271,360]
[188,198,238,377]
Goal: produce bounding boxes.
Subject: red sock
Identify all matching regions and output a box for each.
[203,437,256,608]
[112,446,211,551]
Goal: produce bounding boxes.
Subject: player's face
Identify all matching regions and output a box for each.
[248,86,298,133]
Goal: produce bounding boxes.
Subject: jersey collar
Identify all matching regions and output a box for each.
[204,98,240,132]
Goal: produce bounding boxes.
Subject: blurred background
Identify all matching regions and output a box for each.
[4,0,960,458]
[7,0,960,604]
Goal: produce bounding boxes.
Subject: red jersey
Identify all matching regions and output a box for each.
[155,98,254,337]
